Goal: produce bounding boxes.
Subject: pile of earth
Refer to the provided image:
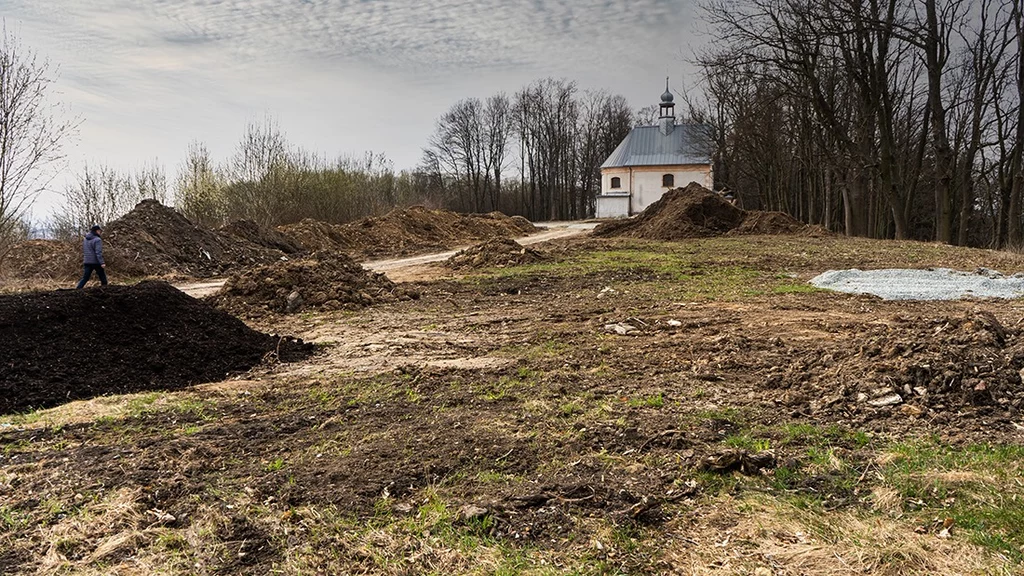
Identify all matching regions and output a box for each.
[593,183,819,240]
[772,310,1024,418]
[218,219,305,254]
[445,238,549,270]
[213,251,418,315]
[104,200,287,278]
[279,207,538,259]
[1,240,81,280]
[0,281,313,414]
[729,210,827,236]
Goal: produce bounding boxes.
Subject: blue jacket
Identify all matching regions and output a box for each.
[83,232,104,265]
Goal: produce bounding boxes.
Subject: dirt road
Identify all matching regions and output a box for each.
[175,221,596,297]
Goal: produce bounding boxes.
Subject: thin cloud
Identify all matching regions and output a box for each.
[2,0,698,216]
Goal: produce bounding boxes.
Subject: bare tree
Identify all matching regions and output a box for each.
[175,141,224,228]
[0,23,77,258]
[53,164,134,239]
[223,117,290,225]
[134,159,168,204]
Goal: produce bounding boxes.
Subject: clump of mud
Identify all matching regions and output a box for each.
[445,238,548,270]
[780,310,1024,415]
[214,251,418,315]
[594,183,820,239]
[219,219,305,254]
[0,281,313,414]
[105,200,286,278]
[278,206,538,259]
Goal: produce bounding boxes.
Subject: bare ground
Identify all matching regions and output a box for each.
[2,233,1024,575]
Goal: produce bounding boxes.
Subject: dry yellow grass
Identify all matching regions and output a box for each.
[660,494,1014,576]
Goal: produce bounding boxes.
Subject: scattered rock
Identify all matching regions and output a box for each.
[605,323,638,335]
[868,393,904,407]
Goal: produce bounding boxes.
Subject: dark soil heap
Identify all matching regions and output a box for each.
[278,207,538,259]
[0,281,313,414]
[2,240,81,280]
[105,200,285,278]
[729,210,809,236]
[218,219,305,254]
[593,183,819,239]
[214,251,418,315]
[445,238,548,270]
[779,310,1024,415]
[275,218,356,253]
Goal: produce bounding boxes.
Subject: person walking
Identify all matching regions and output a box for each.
[76,225,108,289]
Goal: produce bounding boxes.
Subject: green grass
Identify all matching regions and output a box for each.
[471,368,539,402]
[627,393,665,408]
[723,433,770,452]
[775,422,871,449]
[124,392,163,416]
[772,282,823,294]
[877,440,1024,561]
[462,243,807,301]
[168,398,216,421]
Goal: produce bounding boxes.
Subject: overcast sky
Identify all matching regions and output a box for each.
[3,0,702,217]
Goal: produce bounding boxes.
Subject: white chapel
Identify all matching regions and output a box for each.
[596,80,713,218]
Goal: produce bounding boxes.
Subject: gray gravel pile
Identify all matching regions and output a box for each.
[810,268,1024,300]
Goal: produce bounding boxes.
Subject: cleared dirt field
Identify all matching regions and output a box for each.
[3,233,1024,575]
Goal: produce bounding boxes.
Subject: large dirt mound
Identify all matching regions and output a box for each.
[105,200,286,278]
[214,251,418,315]
[218,220,305,254]
[0,281,313,414]
[593,183,745,239]
[594,183,819,239]
[275,218,356,253]
[278,207,538,259]
[445,238,549,270]
[2,240,81,280]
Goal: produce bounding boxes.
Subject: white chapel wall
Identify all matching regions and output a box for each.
[631,166,712,213]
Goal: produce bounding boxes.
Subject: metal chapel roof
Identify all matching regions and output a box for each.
[600,123,712,169]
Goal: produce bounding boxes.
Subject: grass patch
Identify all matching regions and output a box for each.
[877,440,1024,561]
[627,393,665,408]
[723,433,770,452]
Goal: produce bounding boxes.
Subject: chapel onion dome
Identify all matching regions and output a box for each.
[661,88,674,103]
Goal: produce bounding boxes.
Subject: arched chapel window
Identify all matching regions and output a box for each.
[662,174,674,187]
[611,177,621,188]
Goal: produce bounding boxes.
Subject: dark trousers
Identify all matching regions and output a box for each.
[76,264,108,289]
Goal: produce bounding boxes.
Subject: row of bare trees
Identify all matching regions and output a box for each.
[42,118,423,236]
[420,79,634,221]
[694,0,1024,247]
[175,118,413,228]
[51,162,167,238]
